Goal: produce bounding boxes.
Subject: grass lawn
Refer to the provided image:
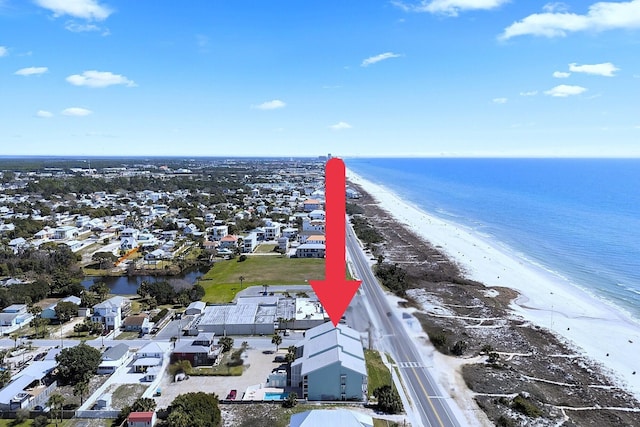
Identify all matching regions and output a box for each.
[189,350,244,376]
[255,243,277,253]
[200,256,325,303]
[115,331,140,340]
[373,419,400,427]
[365,349,392,396]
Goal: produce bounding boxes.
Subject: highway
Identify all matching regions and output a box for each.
[346,223,462,427]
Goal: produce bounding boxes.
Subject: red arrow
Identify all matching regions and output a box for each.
[310,158,362,326]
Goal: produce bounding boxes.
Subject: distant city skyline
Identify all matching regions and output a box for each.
[1,0,640,157]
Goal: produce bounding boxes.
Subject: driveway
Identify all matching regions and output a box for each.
[153,346,279,408]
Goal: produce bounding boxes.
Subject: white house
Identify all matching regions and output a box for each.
[53,226,78,240]
[127,411,157,427]
[185,301,206,316]
[308,210,325,220]
[243,232,258,253]
[97,343,130,375]
[92,296,130,331]
[295,243,325,258]
[210,225,229,241]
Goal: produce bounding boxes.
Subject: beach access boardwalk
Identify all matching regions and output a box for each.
[346,223,462,427]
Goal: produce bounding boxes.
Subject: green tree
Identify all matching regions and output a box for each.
[165,392,222,427]
[55,342,101,385]
[33,415,49,427]
[218,336,233,353]
[176,291,190,307]
[130,397,157,412]
[29,317,50,338]
[89,281,111,301]
[73,378,90,405]
[282,392,297,408]
[0,370,11,388]
[271,333,282,352]
[374,385,403,414]
[48,393,65,427]
[81,290,99,308]
[55,301,78,323]
[92,252,118,270]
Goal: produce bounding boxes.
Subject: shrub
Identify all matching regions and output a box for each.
[512,395,542,418]
[429,332,448,349]
[451,340,468,356]
[152,308,169,323]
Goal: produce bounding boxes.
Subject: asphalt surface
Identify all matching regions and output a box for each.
[346,223,462,427]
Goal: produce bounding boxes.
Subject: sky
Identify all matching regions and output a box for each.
[1,0,640,157]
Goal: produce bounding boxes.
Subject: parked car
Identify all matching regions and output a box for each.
[226,389,237,400]
[273,355,286,363]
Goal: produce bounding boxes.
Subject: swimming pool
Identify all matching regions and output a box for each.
[263,392,288,400]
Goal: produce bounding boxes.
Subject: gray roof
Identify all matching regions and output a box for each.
[290,409,373,427]
[102,343,129,361]
[292,323,366,377]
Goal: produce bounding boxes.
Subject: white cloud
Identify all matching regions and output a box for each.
[361,52,402,67]
[66,70,136,88]
[569,62,619,76]
[35,0,112,20]
[544,84,587,97]
[492,97,508,104]
[36,110,54,118]
[500,0,640,40]
[0,46,7,57]
[520,91,538,96]
[252,100,286,110]
[62,107,93,116]
[65,21,105,33]
[393,0,509,16]
[543,2,570,13]
[329,122,352,130]
[553,71,571,78]
[14,66,48,76]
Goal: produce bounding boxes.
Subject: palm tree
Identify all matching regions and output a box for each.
[271,333,283,352]
[73,379,89,405]
[48,393,65,427]
[10,333,18,349]
[239,275,245,289]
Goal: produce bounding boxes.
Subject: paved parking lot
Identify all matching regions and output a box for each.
[154,315,194,340]
[153,344,282,408]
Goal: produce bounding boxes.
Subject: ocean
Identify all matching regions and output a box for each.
[345,158,640,322]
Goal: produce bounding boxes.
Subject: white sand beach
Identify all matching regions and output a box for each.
[347,169,640,399]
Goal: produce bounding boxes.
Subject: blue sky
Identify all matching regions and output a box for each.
[1,0,640,157]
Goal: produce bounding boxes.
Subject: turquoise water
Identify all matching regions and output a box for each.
[264,392,287,400]
[346,158,640,321]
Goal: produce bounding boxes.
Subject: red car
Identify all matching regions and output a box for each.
[226,389,237,400]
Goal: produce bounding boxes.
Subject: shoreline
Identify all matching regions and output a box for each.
[347,169,640,400]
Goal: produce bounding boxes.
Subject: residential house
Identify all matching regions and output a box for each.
[91,296,131,331]
[202,240,217,254]
[282,227,298,239]
[210,225,229,241]
[133,342,168,373]
[219,235,239,251]
[277,236,289,252]
[264,224,281,240]
[290,323,367,401]
[53,226,78,240]
[8,237,27,252]
[97,343,130,375]
[144,249,166,262]
[123,314,150,333]
[41,295,81,320]
[295,243,325,258]
[303,199,322,212]
[308,210,325,220]
[242,232,258,253]
[302,218,325,233]
[290,409,373,427]
[127,411,157,427]
[171,332,221,367]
